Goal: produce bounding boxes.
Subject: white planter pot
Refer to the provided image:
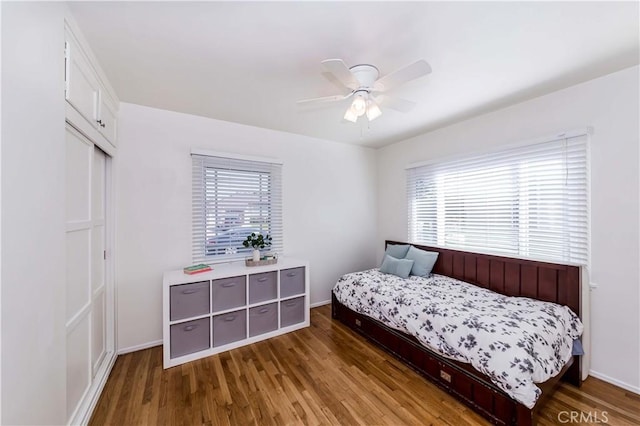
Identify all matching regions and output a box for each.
[252,249,260,262]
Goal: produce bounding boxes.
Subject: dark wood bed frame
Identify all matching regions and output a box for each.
[332,241,582,426]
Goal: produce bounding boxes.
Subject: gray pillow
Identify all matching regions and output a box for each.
[379,255,414,279]
[404,246,439,277]
[383,244,411,262]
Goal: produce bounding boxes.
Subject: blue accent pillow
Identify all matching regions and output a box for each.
[383,244,411,262]
[404,246,439,277]
[572,339,585,356]
[379,255,414,279]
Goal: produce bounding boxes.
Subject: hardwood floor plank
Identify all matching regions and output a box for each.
[90,305,639,425]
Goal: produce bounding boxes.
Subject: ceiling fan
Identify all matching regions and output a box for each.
[297,59,432,123]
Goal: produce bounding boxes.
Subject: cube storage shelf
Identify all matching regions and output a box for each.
[163,258,309,368]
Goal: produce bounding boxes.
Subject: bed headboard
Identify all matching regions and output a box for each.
[385,240,581,318]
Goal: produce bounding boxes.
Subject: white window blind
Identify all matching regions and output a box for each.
[192,154,283,263]
[407,133,588,265]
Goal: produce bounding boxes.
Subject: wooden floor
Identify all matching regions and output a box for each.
[90,306,640,425]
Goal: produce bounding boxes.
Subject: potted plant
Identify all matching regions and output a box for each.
[242,232,272,262]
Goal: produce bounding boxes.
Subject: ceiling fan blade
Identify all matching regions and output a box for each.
[321,59,359,90]
[375,95,416,113]
[296,94,350,107]
[373,60,432,92]
[321,71,352,92]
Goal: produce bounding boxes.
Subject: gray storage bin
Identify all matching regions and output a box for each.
[170,281,210,321]
[280,296,305,327]
[249,302,278,337]
[212,275,246,313]
[170,317,210,359]
[213,309,247,347]
[280,267,305,298]
[249,271,277,304]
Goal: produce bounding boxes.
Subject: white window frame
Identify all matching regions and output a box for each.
[191,149,283,263]
[406,129,590,266]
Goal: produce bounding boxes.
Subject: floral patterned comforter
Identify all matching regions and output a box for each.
[332,269,583,408]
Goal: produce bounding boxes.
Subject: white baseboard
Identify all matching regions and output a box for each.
[310,299,331,308]
[117,339,163,355]
[589,369,640,394]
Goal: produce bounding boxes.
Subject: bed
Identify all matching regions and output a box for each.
[331,241,582,426]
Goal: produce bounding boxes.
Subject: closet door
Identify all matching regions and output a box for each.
[65,126,92,422]
[91,147,107,376]
[65,125,112,423]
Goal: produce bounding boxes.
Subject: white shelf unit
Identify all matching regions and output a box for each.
[163,258,310,368]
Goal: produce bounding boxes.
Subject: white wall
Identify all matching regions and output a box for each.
[1,2,67,424]
[377,66,640,392]
[116,103,378,351]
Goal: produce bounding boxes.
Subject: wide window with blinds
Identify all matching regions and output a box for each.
[407,132,588,265]
[192,153,283,263]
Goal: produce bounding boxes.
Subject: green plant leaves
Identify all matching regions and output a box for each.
[242,232,273,250]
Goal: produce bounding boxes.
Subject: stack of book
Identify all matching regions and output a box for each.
[183,264,212,275]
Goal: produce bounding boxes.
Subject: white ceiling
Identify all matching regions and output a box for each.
[68,1,639,148]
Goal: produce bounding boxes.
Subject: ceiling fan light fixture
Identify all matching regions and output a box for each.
[351,92,367,116]
[366,100,382,121]
[343,107,358,123]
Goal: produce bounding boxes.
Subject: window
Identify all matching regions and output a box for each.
[192,152,283,263]
[407,132,588,265]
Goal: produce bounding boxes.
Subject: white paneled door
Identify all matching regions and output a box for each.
[91,144,107,375]
[65,124,113,424]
